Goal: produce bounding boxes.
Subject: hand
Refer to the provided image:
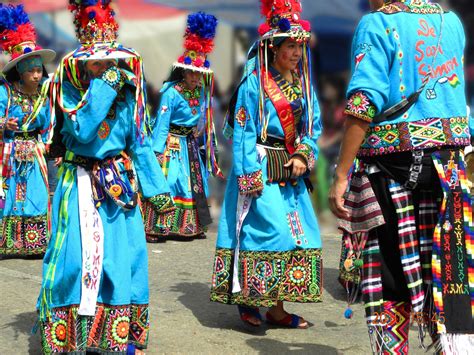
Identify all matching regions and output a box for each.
[54,157,63,167]
[329,175,350,219]
[5,118,19,131]
[284,156,307,178]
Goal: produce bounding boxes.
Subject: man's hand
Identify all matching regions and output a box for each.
[284,156,307,178]
[5,118,19,131]
[329,175,350,219]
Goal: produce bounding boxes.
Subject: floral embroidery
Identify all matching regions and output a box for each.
[236,106,247,127]
[40,304,149,353]
[175,82,201,116]
[97,121,110,139]
[0,215,48,256]
[345,91,377,123]
[237,170,264,194]
[101,66,125,92]
[210,248,322,307]
[378,1,443,15]
[292,143,315,171]
[148,192,175,214]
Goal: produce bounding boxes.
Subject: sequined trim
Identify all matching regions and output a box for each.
[345,91,377,123]
[237,170,264,194]
[359,117,470,156]
[210,248,322,307]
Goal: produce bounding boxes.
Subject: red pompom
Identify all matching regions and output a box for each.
[299,20,311,32]
[258,23,271,36]
[292,0,302,13]
[0,23,36,51]
[184,33,214,54]
[178,55,185,63]
[194,58,204,67]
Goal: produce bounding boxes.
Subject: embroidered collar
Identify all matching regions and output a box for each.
[378,0,444,14]
[174,81,201,115]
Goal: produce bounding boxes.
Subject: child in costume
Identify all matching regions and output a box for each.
[143,12,222,241]
[210,0,323,328]
[0,4,55,257]
[37,1,174,353]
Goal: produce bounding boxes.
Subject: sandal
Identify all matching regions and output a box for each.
[237,305,262,326]
[265,311,308,329]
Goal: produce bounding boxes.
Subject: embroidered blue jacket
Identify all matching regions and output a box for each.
[345,0,470,156]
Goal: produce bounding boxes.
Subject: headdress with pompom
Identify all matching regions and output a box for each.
[0,3,55,74]
[258,0,311,42]
[174,12,218,74]
[173,12,222,177]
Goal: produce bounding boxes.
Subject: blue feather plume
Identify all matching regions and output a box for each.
[0,4,30,33]
[187,12,218,39]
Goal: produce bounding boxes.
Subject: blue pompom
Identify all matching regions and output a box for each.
[0,4,31,32]
[88,11,96,19]
[344,308,353,319]
[278,18,291,32]
[187,12,218,39]
[204,60,210,68]
[184,57,192,65]
[81,0,100,6]
[23,47,32,54]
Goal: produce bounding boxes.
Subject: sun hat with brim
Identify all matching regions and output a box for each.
[0,4,56,74]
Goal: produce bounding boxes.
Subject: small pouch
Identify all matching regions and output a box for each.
[265,148,292,183]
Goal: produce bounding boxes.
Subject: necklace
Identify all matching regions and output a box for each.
[175,81,201,115]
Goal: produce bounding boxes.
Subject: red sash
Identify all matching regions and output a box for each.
[263,70,296,154]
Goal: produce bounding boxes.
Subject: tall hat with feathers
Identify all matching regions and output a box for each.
[174,12,218,74]
[258,0,311,42]
[173,12,222,177]
[0,4,56,74]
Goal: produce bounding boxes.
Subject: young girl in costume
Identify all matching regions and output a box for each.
[0,4,55,257]
[143,12,222,241]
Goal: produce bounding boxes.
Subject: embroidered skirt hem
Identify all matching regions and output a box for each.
[210,248,322,307]
[40,303,149,354]
[143,200,207,240]
[0,214,48,256]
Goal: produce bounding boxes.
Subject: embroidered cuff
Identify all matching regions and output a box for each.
[291,143,315,171]
[148,192,175,214]
[100,66,125,92]
[344,91,377,123]
[237,170,264,194]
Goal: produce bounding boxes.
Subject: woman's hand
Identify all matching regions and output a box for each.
[5,118,19,131]
[284,156,307,178]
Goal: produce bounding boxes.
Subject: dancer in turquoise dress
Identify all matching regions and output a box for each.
[144,12,222,241]
[0,4,56,257]
[37,1,174,353]
[210,0,322,328]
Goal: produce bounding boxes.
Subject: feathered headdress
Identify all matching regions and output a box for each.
[174,12,218,74]
[68,0,118,45]
[258,0,311,42]
[0,4,55,74]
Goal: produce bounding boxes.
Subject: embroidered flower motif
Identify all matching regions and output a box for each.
[51,319,68,346]
[236,106,247,127]
[98,121,110,139]
[148,193,175,214]
[237,170,264,194]
[292,143,315,171]
[112,316,130,344]
[345,91,377,123]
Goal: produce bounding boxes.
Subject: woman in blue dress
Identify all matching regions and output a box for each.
[143,12,222,241]
[37,1,173,353]
[0,4,56,257]
[210,0,322,328]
